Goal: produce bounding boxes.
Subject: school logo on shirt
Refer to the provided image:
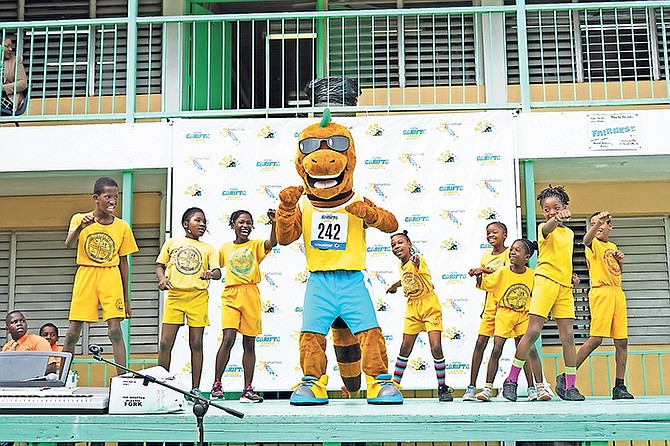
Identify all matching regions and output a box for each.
[174,246,202,275]
[604,249,622,276]
[85,232,116,263]
[501,283,531,311]
[228,248,256,277]
[401,271,424,298]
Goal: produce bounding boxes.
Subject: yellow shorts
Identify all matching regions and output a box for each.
[70,266,125,322]
[221,284,262,336]
[588,286,628,339]
[529,275,575,319]
[163,289,210,327]
[478,293,497,337]
[494,307,529,338]
[404,292,443,334]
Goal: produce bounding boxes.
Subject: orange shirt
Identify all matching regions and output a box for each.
[2,333,52,352]
[51,344,64,353]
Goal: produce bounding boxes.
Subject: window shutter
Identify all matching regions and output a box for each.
[0,233,10,341]
[609,217,670,344]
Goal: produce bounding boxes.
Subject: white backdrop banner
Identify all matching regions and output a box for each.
[169,112,519,392]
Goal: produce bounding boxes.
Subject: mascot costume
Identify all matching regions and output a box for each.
[277,111,403,405]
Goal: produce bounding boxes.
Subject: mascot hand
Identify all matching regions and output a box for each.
[279,185,304,210]
[345,201,378,226]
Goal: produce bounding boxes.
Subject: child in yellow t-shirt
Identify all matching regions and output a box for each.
[63,177,139,374]
[564,211,633,400]
[474,239,549,402]
[210,209,277,403]
[502,185,584,402]
[386,230,453,402]
[156,207,221,400]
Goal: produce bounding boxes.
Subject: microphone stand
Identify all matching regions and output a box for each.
[90,347,244,446]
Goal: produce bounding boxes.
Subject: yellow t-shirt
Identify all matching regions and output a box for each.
[480,265,535,312]
[477,247,510,298]
[535,223,574,287]
[301,194,366,272]
[218,239,268,286]
[156,237,220,291]
[586,238,622,288]
[69,213,139,267]
[399,255,435,300]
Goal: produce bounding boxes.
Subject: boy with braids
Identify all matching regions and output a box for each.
[502,185,585,401]
[555,211,634,400]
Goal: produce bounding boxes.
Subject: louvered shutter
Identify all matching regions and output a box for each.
[328,16,401,88]
[0,233,10,341]
[656,6,670,80]
[609,217,670,344]
[8,228,159,354]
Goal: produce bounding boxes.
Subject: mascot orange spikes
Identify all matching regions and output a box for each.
[277,110,403,405]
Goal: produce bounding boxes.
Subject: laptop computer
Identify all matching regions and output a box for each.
[0,351,72,387]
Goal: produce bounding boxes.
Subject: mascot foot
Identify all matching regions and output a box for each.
[290,375,329,406]
[366,374,403,405]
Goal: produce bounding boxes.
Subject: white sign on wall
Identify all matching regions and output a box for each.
[168,112,519,392]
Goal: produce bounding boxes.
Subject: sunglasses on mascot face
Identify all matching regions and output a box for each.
[298,136,350,154]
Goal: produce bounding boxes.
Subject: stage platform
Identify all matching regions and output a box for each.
[1,397,669,444]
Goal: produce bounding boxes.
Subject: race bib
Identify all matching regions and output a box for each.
[311,212,348,250]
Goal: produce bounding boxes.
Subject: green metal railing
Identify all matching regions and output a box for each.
[1,1,669,124]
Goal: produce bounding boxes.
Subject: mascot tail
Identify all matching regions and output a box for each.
[331,317,362,394]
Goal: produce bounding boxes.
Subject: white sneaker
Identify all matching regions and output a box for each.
[537,386,552,401]
[462,385,477,401]
[527,386,538,401]
[476,387,492,402]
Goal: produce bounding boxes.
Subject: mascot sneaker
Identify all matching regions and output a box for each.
[290,375,329,406]
[366,374,403,405]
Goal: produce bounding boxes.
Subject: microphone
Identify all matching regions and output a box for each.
[22,373,58,382]
[89,344,104,355]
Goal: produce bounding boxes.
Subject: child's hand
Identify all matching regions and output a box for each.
[571,273,580,285]
[267,209,276,222]
[158,277,172,290]
[200,270,213,280]
[386,283,399,294]
[410,254,420,267]
[80,213,95,228]
[614,250,625,263]
[468,267,486,277]
[594,211,611,225]
[556,209,572,222]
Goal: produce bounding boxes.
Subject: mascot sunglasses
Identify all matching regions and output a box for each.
[298,136,350,154]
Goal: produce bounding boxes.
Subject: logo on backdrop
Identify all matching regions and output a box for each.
[367,183,390,200]
[442,299,465,317]
[256,334,281,347]
[365,124,385,136]
[184,184,204,197]
[220,128,241,145]
[221,188,247,200]
[364,157,390,169]
[256,159,281,171]
[185,156,208,173]
[367,244,392,256]
[437,122,460,140]
[477,153,502,165]
[478,179,501,196]
[442,271,467,284]
[404,180,424,194]
[474,120,495,133]
[404,214,429,226]
[441,209,465,226]
[409,358,429,371]
[402,127,427,140]
[437,150,458,164]
[257,185,281,200]
[368,271,391,288]
[257,361,280,379]
[219,155,238,168]
[440,238,461,251]
[478,207,500,220]
[185,131,210,142]
[261,300,278,314]
[439,183,464,196]
[375,298,390,312]
[257,125,277,139]
[262,273,280,290]
[399,153,423,170]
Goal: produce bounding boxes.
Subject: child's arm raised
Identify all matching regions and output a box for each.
[583,211,611,248]
[265,209,278,251]
[541,209,572,237]
[65,213,95,248]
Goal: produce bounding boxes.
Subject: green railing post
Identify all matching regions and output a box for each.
[121,171,134,364]
[125,0,138,123]
[523,160,541,356]
[515,0,531,112]
[315,0,327,78]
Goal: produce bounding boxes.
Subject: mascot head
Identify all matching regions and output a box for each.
[295,110,356,206]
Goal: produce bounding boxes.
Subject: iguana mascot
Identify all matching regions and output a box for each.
[277,111,403,405]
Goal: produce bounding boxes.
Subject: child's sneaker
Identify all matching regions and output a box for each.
[502,380,518,401]
[527,386,538,401]
[186,387,204,403]
[564,386,585,401]
[476,387,492,402]
[462,385,477,401]
[555,373,566,400]
[437,384,454,402]
[612,384,634,400]
[240,385,263,403]
[210,380,224,399]
[537,386,552,401]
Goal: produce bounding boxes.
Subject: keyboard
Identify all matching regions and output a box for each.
[0,386,109,413]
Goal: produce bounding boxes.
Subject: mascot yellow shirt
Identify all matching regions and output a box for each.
[301,194,366,272]
[69,213,138,267]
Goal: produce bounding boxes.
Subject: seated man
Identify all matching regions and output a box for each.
[2,310,56,374]
[1,37,27,113]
